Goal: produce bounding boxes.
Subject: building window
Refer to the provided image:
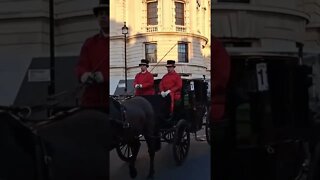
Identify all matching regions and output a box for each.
[178,42,188,63]
[145,43,157,63]
[147,2,158,25]
[217,0,250,3]
[175,2,184,25]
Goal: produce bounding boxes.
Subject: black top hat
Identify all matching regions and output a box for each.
[93,0,109,16]
[139,59,149,67]
[166,60,176,67]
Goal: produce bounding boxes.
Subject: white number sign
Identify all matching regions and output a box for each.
[256,63,269,91]
[190,81,195,91]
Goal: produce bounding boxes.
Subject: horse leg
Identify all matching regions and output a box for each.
[129,138,140,179]
[145,136,156,179]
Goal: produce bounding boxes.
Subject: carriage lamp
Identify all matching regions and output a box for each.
[122,22,129,93]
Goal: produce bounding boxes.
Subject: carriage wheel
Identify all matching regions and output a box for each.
[173,119,190,166]
[163,129,175,143]
[116,141,133,162]
[307,141,320,180]
[205,106,211,145]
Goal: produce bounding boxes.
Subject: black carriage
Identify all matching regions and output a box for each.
[115,76,210,165]
[212,53,320,180]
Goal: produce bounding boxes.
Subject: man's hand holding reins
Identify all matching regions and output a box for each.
[160,90,171,97]
[81,71,104,84]
[134,84,142,89]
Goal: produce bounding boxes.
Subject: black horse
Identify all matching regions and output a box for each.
[0,107,113,180]
[0,95,161,180]
[0,110,45,180]
[109,95,160,179]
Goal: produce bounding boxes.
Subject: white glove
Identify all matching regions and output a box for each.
[165,90,171,96]
[135,84,142,89]
[80,72,94,83]
[160,91,166,97]
[94,71,104,83]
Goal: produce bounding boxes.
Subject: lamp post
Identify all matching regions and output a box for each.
[49,0,55,96]
[122,22,128,93]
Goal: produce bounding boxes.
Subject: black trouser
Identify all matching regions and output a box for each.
[211,120,233,180]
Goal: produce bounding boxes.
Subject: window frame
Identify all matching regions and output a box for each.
[175,1,185,26]
[177,42,189,63]
[145,42,157,63]
[147,1,158,25]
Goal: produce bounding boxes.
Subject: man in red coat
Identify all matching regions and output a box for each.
[211,36,231,121]
[133,59,155,96]
[159,60,183,113]
[211,36,231,180]
[75,2,109,109]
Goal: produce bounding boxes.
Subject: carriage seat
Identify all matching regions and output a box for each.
[139,95,171,126]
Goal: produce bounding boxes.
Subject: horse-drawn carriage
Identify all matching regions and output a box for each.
[111,76,210,167]
[0,73,209,180]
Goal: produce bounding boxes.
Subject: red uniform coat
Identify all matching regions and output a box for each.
[159,71,183,112]
[75,33,109,108]
[133,71,155,96]
[211,36,231,121]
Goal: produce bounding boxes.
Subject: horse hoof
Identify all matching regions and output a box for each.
[129,168,137,179]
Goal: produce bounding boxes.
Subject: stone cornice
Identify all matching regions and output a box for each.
[110,32,209,43]
[130,32,208,42]
[213,4,310,22]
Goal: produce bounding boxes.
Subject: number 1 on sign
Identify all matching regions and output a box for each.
[256,63,269,91]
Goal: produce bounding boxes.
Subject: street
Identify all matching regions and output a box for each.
[110,129,211,180]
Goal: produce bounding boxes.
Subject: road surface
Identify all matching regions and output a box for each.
[110,129,211,180]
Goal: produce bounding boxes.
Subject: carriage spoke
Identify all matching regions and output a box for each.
[120,143,126,150]
[125,146,130,157]
[180,147,185,159]
[182,143,188,150]
[117,142,133,162]
[178,146,183,160]
[182,132,188,139]
[121,144,127,153]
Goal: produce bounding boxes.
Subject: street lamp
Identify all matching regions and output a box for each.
[122,22,128,93]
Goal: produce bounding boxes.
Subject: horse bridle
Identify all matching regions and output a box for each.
[109,96,130,129]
